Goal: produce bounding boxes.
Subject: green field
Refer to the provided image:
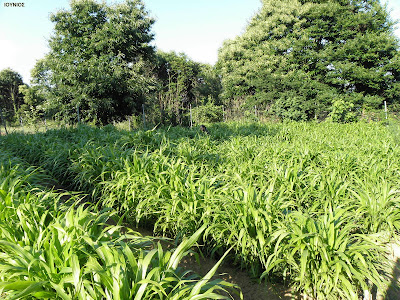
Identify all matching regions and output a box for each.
[1,121,400,299]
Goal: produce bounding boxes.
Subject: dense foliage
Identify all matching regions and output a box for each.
[147,51,221,126]
[1,121,399,298]
[33,0,155,124]
[2,1,400,297]
[191,101,224,123]
[0,149,240,299]
[217,0,400,121]
[0,68,23,121]
[1,0,400,126]
[0,0,392,125]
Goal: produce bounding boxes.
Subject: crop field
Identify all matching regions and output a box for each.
[0,150,241,299]
[1,121,400,299]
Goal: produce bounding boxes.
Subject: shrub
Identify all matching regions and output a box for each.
[329,99,357,123]
[192,101,223,124]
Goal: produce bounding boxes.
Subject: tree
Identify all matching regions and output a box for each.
[151,51,223,126]
[217,0,400,121]
[0,68,24,121]
[18,84,46,126]
[151,51,197,125]
[34,0,155,124]
[192,64,223,106]
[191,101,223,124]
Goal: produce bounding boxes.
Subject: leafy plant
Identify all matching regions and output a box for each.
[1,121,399,298]
[329,99,357,123]
[0,151,241,299]
[192,100,224,124]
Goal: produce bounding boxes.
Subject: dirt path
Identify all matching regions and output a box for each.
[45,184,400,300]
[133,226,400,300]
[385,242,400,300]
[178,252,293,300]
[131,226,294,300]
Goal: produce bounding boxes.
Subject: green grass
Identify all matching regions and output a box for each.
[0,151,241,299]
[1,121,400,298]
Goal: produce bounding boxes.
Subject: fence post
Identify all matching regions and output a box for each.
[190,104,193,128]
[142,104,146,128]
[384,101,388,120]
[223,105,225,122]
[128,116,131,131]
[19,116,24,133]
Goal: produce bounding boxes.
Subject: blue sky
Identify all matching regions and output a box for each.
[0,0,399,83]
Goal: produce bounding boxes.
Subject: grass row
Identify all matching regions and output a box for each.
[0,151,240,299]
[1,121,400,298]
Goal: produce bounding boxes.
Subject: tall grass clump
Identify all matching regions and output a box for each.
[0,151,241,299]
[262,207,390,299]
[1,121,400,298]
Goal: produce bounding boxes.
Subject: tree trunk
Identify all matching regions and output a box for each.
[10,85,18,117]
[0,106,8,135]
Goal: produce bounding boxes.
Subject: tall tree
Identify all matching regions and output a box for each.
[152,51,223,126]
[192,64,223,106]
[0,68,24,121]
[153,51,199,125]
[34,0,155,124]
[217,0,400,121]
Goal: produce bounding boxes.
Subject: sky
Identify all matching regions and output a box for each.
[0,0,399,84]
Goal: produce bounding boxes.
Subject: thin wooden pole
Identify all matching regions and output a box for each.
[142,104,146,128]
[384,101,388,120]
[190,104,193,128]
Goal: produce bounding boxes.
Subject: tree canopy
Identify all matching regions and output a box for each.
[35,0,155,124]
[0,68,24,121]
[217,0,400,121]
[22,0,400,125]
[147,51,222,126]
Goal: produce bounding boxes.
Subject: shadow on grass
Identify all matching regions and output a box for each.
[385,257,400,300]
[199,122,282,141]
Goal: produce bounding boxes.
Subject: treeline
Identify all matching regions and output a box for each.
[1,0,399,126]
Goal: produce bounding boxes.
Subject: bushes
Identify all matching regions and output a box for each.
[329,99,357,123]
[192,101,223,124]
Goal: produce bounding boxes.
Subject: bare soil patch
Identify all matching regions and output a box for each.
[130,226,294,300]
